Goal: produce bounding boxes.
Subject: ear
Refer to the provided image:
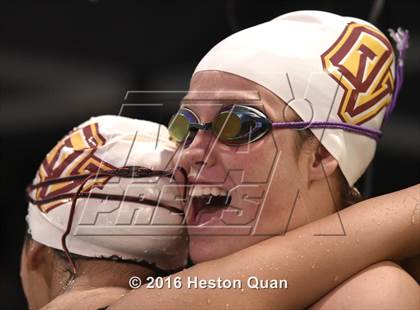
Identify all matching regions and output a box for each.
[21,239,53,309]
[23,239,47,271]
[308,144,339,182]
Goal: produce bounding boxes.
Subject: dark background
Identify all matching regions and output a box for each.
[1,1,419,308]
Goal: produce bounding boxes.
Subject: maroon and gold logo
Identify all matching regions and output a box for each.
[321,22,394,125]
[36,122,116,212]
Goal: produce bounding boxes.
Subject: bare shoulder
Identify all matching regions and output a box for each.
[310,261,419,310]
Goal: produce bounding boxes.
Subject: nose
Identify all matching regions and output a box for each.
[173,130,217,178]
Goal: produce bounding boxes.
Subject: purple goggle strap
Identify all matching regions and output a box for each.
[272,121,382,140]
[385,28,410,120]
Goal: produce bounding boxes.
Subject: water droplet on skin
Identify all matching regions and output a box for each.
[143,249,149,254]
[333,275,339,282]
[225,303,230,308]
[240,288,245,292]
[207,298,211,304]
[62,277,75,292]
[411,204,420,224]
[311,264,316,269]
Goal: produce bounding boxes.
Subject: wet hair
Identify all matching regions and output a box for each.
[294,128,362,209]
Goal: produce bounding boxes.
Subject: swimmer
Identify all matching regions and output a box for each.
[110,11,419,309]
[21,115,189,309]
[37,10,419,310]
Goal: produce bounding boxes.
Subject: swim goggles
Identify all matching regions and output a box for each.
[168,104,382,146]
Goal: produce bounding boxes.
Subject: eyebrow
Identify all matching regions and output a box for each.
[180,90,261,106]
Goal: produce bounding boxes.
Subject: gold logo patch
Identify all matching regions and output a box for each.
[321,22,394,125]
[36,123,116,212]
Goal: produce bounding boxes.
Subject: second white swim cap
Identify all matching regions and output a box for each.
[26,115,188,271]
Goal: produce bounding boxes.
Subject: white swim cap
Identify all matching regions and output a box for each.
[26,115,188,271]
[194,10,399,185]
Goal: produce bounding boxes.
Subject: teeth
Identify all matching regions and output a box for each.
[190,186,228,197]
[211,188,219,196]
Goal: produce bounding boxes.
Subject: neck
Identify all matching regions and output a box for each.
[305,178,342,223]
[51,258,155,298]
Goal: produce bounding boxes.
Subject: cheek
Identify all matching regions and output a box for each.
[244,133,302,233]
[248,161,301,235]
[216,135,285,184]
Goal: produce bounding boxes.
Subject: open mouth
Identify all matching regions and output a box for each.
[188,186,232,225]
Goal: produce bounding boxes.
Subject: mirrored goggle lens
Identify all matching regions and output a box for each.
[168,113,190,143]
[213,109,260,145]
[212,111,242,141]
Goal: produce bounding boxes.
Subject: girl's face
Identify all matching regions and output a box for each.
[174,71,320,263]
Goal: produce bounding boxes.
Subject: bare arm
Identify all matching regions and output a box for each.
[109,184,420,310]
[310,261,419,310]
